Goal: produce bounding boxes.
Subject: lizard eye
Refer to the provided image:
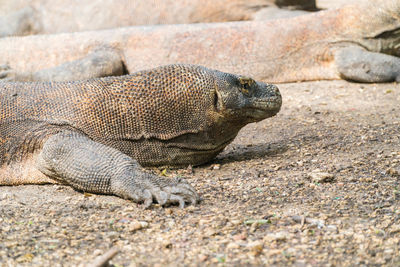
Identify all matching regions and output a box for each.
[238,76,255,96]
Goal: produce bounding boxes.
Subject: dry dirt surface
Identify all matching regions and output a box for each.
[0,79,399,266]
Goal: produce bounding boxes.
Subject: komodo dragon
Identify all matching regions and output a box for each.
[0,0,316,37]
[0,64,282,208]
[1,0,399,83]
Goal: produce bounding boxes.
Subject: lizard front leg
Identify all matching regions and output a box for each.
[35,131,198,208]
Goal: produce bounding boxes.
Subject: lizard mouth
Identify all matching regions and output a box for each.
[248,95,282,119]
[225,94,282,122]
[254,96,282,109]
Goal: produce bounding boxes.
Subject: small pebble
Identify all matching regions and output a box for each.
[247,240,263,256]
[233,233,247,241]
[308,170,335,183]
[264,231,288,242]
[227,242,240,249]
[386,167,400,177]
[326,225,338,232]
[129,221,149,232]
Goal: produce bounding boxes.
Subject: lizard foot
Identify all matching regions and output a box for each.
[0,64,32,82]
[112,174,199,209]
[0,64,14,81]
[336,46,400,83]
[145,176,199,208]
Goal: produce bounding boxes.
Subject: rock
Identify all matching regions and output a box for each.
[247,240,263,256]
[250,222,258,233]
[198,219,211,226]
[233,233,247,241]
[211,164,221,170]
[326,225,338,232]
[230,219,242,226]
[16,253,34,263]
[162,240,173,249]
[308,170,335,183]
[198,254,208,262]
[128,221,149,232]
[264,231,288,242]
[165,208,173,215]
[291,216,325,228]
[389,224,400,234]
[386,167,400,177]
[227,242,240,249]
[353,234,366,243]
[383,248,394,261]
[204,227,217,237]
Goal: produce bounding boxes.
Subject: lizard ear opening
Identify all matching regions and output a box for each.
[213,90,223,111]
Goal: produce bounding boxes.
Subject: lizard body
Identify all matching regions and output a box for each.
[0,0,315,37]
[0,64,281,207]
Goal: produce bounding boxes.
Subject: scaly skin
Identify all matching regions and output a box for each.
[0,0,398,83]
[0,64,282,208]
[0,0,315,37]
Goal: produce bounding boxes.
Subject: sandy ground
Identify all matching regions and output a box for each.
[0,79,399,266]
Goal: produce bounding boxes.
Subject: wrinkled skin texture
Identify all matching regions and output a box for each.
[0,49,125,82]
[0,64,281,207]
[0,0,398,83]
[0,0,315,37]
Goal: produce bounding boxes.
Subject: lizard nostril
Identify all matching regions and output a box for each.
[274,86,281,96]
[267,84,280,96]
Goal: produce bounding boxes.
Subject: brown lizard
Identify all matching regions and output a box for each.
[0,0,316,37]
[0,64,282,208]
[0,0,398,83]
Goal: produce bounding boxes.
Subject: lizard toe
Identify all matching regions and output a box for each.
[142,189,154,209]
[163,185,199,205]
[145,180,198,208]
[163,177,199,203]
[152,190,169,206]
[0,64,10,71]
[166,194,186,209]
[111,173,198,208]
[0,64,16,81]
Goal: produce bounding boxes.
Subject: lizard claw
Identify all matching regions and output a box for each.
[0,64,18,81]
[163,178,199,206]
[0,64,11,78]
[112,174,199,208]
[151,177,199,208]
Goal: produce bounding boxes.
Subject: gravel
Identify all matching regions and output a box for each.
[1,80,399,266]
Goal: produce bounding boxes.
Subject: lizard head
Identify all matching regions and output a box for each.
[213,72,282,124]
[106,64,281,167]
